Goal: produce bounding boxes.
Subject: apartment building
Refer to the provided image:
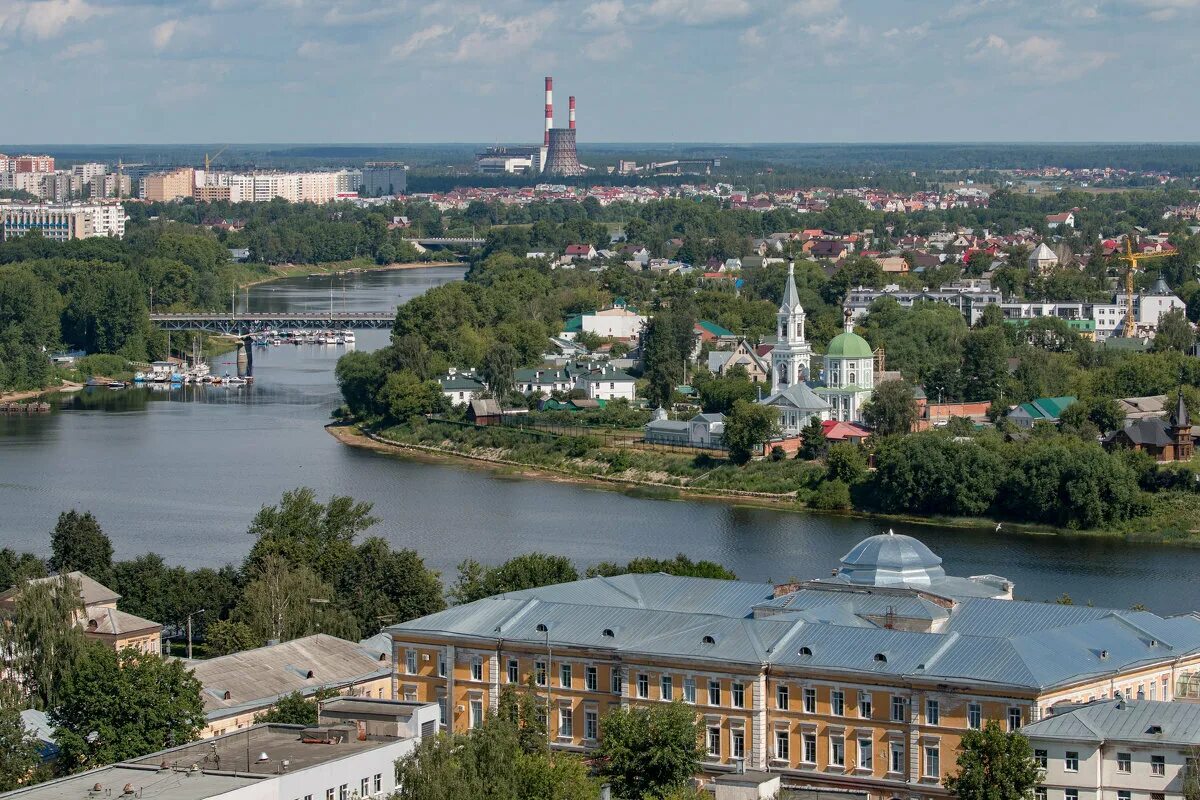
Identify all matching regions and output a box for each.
[845,282,1004,327]
[0,202,126,241]
[1024,699,1200,800]
[387,532,1200,799]
[141,167,196,202]
[198,169,362,204]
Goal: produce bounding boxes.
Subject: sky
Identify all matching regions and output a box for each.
[1,0,1198,144]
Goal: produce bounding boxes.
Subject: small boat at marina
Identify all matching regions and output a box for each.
[227,376,248,386]
[108,381,127,389]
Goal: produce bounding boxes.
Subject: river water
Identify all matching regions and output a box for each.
[1,268,1197,613]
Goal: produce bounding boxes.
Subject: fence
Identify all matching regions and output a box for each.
[427,414,731,457]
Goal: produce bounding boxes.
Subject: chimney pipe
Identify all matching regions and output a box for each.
[569,96,576,130]
[544,76,553,147]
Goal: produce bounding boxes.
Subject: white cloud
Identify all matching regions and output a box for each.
[151,19,178,52]
[882,22,929,39]
[584,0,624,30]
[62,38,102,58]
[738,25,764,48]
[967,32,1111,81]
[787,0,840,18]
[583,30,632,61]
[1134,0,1200,20]
[390,23,451,60]
[643,0,751,25]
[0,0,102,40]
[450,8,556,63]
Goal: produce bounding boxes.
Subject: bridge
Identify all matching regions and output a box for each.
[411,237,485,248]
[149,312,394,335]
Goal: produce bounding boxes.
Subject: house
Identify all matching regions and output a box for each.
[1029,242,1060,273]
[0,572,162,654]
[542,336,590,364]
[1007,396,1077,428]
[695,320,739,345]
[566,303,648,341]
[1023,699,1200,800]
[438,367,486,406]
[188,633,394,738]
[576,364,636,402]
[821,419,870,443]
[1045,210,1076,229]
[644,408,724,448]
[564,243,597,260]
[468,398,503,424]
[0,699,440,800]
[1115,395,1169,421]
[707,339,770,384]
[1102,392,1194,462]
[514,366,574,396]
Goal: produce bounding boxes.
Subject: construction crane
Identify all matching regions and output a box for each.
[203,145,228,174]
[1119,237,1176,337]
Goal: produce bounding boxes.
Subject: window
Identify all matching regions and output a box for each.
[470,657,483,681]
[1150,681,1157,700]
[374,774,382,793]
[1035,749,1047,768]
[611,669,623,695]
[859,692,872,719]
[339,785,348,800]
[1117,752,1132,773]
[637,673,649,699]
[1065,791,1078,800]
[470,700,483,729]
[709,679,721,706]
[559,707,573,738]
[732,729,745,760]
[361,778,369,796]
[1008,706,1022,731]
[1035,788,1046,800]
[777,684,790,710]
[1118,792,1130,800]
[507,658,518,684]
[803,733,817,764]
[775,729,790,761]
[858,737,873,770]
[707,726,721,757]
[437,652,447,678]
[585,665,597,691]
[890,741,905,773]
[585,709,598,740]
[891,695,906,722]
[926,699,939,725]
[1152,794,1166,800]
[1064,752,1079,772]
[924,744,940,779]
[535,661,547,686]
[964,701,981,729]
[436,695,447,728]
[804,687,816,714]
[831,689,845,716]
[683,677,696,703]
[831,735,846,767]
[326,791,334,800]
[732,682,745,708]
[560,663,572,688]
[405,649,418,675]
[1152,755,1166,775]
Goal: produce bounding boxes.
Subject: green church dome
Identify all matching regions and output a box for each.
[825,330,873,359]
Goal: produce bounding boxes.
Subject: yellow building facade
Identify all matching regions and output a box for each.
[388,534,1200,799]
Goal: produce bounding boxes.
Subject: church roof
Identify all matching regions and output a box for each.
[761,381,830,413]
[1030,242,1058,263]
[825,330,873,359]
[780,262,802,313]
[835,530,947,588]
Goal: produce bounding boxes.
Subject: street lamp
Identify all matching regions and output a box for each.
[187,609,205,660]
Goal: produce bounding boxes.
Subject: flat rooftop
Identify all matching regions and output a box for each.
[0,724,402,800]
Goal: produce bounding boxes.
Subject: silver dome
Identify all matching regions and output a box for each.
[836,530,946,587]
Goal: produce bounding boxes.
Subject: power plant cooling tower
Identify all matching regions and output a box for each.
[544,129,583,176]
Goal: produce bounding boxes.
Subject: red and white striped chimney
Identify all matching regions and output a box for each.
[544,76,553,146]
[569,96,576,130]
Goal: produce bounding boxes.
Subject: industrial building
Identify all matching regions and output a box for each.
[475,76,584,176]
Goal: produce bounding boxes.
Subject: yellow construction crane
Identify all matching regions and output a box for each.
[1119,237,1176,337]
[204,145,228,174]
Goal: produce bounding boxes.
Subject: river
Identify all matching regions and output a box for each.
[0,267,1197,613]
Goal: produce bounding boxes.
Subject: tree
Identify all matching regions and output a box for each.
[826,442,868,485]
[335,350,387,418]
[697,375,757,414]
[48,511,113,585]
[253,688,336,725]
[204,618,260,655]
[798,415,828,460]
[872,433,1005,517]
[0,549,46,593]
[641,306,697,408]
[378,370,449,422]
[0,682,43,791]
[962,326,1009,402]
[337,538,445,635]
[862,379,919,436]
[944,721,1042,800]
[482,341,518,402]
[597,702,704,800]
[244,487,378,583]
[587,554,736,580]
[722,400,779,464]
[451,553,578,605]
[1183,745,1200,800]
[0,575,88,710]
[236,555,359,643]
[1153,308,1195,353]
[51,644,206,774]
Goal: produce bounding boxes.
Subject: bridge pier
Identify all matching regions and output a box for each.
[238,336,253,376]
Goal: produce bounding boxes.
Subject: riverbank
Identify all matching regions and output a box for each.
[327,421,1152,545]
[0,381,82,404]
[236,259,461,290]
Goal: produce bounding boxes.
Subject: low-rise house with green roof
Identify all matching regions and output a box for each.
[1008,396,1077,429]
[695,320,739,345]
[437,367,487,406]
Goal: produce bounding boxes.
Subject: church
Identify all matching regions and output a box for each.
[758,262,876,436]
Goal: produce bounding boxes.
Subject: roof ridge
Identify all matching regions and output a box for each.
[1105,611,1175,651]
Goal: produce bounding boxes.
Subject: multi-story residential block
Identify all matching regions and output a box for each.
[141,167,196,202]
[1024,699,1200,800]
[845,281,1004,327]
[387,532,1200,799]
[361,162,407,196]
[1,205,93,241]
[13,154,54,173]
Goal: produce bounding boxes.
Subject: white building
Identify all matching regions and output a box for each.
[576,364,636,401]
[770,261,814,391]
[438,367,487,406]
[815,310,875,422]
[567,303,648,341]
[1024,699,1200,800]
[1030,242,1060,273]
[0,698,440,800]
[845,281,1004,327]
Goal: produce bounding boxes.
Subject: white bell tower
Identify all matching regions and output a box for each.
[770,261,812,391]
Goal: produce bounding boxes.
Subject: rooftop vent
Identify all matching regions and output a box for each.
[1100,650,1109,660]
[306,670,315,679]
[798,646,812,657]
[223,690,232,701]
[257,752,269,763]
[702,635,716,646]
[536,623,549,633]
[1147,724,1163,735]
[602,628,614,638]
[874,652,888,663]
